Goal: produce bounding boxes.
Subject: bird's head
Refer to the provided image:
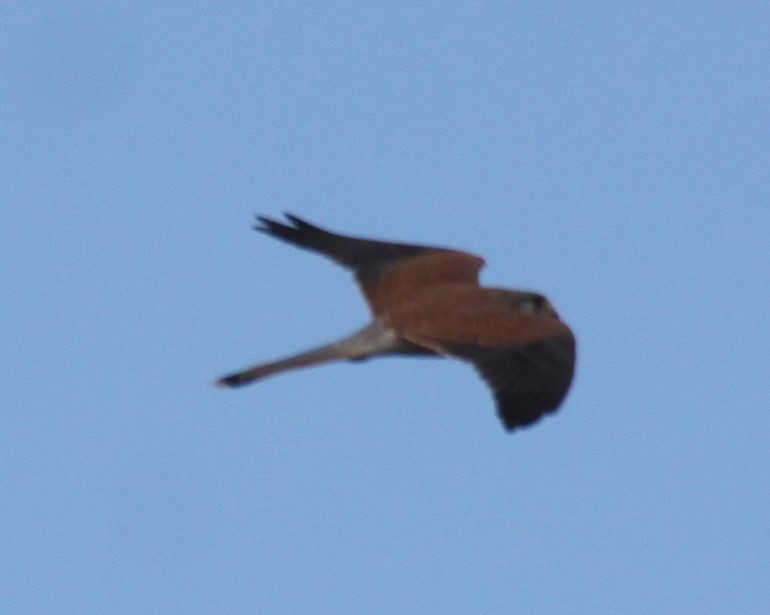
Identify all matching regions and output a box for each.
[494,290,561,320]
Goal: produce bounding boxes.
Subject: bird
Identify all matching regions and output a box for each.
[216,214,576,432]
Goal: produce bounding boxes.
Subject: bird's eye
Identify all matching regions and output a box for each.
[525,294,556,317]
[517,295,541,315]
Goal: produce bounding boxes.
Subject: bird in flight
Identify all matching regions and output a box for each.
[216,214,575,431]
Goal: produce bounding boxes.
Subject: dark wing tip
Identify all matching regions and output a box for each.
[496,387,563,431]
[441,332,575,432]
[254,212,320,231]
[248,212,456,284]
[251,213,332,251]
[283,212,317,228]
[494,336,575,431]
[253,215,280,233]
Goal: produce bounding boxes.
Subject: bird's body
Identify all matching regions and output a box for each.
[217,214,575,431]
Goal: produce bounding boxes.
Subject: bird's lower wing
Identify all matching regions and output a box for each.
[437,334,576,431]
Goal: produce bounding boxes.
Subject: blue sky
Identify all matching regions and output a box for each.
[3,2,769,613]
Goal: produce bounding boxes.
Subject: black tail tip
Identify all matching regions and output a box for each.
[215,374,241,388]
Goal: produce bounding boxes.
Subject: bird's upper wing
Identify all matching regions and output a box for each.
[386,288,576,431]
[256,214,485,314]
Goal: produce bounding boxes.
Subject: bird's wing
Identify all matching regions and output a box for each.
[388,291,575,431]
[440,332,575,431]
[255,214,485,313]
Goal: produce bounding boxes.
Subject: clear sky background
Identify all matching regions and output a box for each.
[3,3,769,614]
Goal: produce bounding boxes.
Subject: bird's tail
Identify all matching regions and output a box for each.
[215,343,347,387]
[215,321,398,388]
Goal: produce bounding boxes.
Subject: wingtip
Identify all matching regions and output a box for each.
[252,212,314,232]
[282,212,300,221]
[253,214,275,232]
[284,213,319,230]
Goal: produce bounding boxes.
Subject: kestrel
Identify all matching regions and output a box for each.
[216,214,576,431]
